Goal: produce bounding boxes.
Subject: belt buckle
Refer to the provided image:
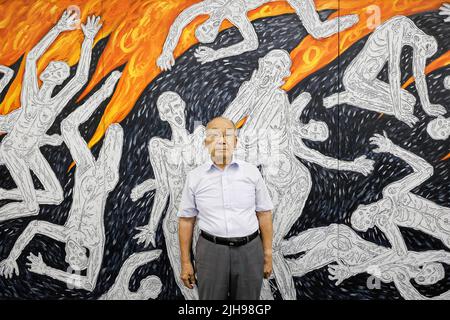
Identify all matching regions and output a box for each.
[229,241,235,246]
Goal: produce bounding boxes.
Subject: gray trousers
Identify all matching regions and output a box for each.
[194,233,264,300]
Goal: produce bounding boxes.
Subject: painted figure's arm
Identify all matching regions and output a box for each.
[30,244,102,291]
[133,138,170,247]
[371,133,434,195]
[413,41,446,116]
[158,2,208,70]
[195,13,258,63]
[114,250,162,288]
[387,26,415,126]
[39,134,63,147]
[0,65,13,94]
[22,10,79,102]
[0,109,20,133]
[375,217,409,257]
[222,81,252,123]
[393,271,429,300]
[293,139,374,176]
[55,16,102,109]
[0,221,67,278]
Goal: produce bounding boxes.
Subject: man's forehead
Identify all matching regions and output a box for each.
[206,119,235,129]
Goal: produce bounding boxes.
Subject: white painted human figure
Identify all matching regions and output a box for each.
[130,92,208,300]
[323,16,446,127]
[350,132,450,257]
[0,11,102,222]
[281,224,450,300]
[157,0,359,70]
[0,65,13,95]
[99,250,163,300]
[439,3,450,22]
[223,49,374,300]
[0,72,123,291]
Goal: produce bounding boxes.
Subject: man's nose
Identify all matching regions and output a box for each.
[216,135,226,144]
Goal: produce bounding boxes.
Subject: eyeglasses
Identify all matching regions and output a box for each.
[206,130,236,139]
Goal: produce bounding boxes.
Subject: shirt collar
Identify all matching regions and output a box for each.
[206,155,240,172]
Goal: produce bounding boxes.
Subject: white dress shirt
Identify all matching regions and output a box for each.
[177,157,274,237]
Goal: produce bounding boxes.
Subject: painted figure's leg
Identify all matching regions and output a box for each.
[0,147,39,221]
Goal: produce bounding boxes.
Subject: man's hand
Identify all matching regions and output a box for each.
[263,251,273,279]
[0,258,19,279]
[180,262,196,289]
[133,225,156,248]
[81,15,102,40]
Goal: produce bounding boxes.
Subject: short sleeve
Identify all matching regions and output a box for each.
[177,172,199,218]
[255,170,274,212]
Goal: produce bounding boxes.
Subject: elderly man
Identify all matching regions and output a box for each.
[177,116,273,300]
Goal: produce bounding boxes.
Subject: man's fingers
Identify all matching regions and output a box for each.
[181,276,193,289]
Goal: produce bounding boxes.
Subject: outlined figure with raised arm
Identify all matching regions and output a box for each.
[157,0,359,70]
[0,11,102,222]
[223,49,374,300]
[99,250,163,300]
[281,224,450,300]
[0,65,14,95]
[323,16,446,127]
[350,132,450,256]
[0,72,123,291]
[131,91,207,300]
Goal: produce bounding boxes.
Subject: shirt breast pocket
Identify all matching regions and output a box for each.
[230,180,255,210]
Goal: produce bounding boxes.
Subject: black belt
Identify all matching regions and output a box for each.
[200,230,259,247]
